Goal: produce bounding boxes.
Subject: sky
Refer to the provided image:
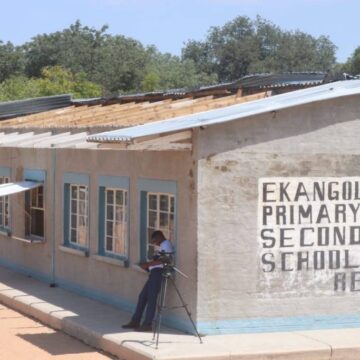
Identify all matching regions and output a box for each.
[0,0,359,63]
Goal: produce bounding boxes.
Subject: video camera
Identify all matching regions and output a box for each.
[154,251,175,276]
[155,251,174,264]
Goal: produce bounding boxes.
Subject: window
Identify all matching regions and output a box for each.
[139,179,177,262]
[69,184,88,247]
[25,186,44,238]
[98,176,129,260]
[23,169,46,241]
[63,173,89,250]
[0,176,10,231]
[104,188,128,256]
[146,193,175,260]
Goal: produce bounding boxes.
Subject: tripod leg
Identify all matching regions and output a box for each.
[153,275,165,340]
[170,278,203,344]
[153,275,168,349]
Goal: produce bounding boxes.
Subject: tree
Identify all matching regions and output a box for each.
[141,71,161,92]
[0,66,102,101]
[37,66,102,98]
[143,49,217,91]
[93,35,150,94]
[345,47,360,75]
[181,40,215,77]
[0,41,25,83]
[0,76,40,101]
[23,21,156,95]
[182,16,337,81]
[23,21,109,78]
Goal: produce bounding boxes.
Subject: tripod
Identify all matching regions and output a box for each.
[152,263,203,349]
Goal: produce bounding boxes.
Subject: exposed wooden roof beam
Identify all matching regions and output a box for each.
[98,130,192,151]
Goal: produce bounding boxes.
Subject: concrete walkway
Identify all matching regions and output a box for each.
[0,266,359,360]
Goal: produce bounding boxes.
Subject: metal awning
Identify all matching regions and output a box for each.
[0,181,43,197]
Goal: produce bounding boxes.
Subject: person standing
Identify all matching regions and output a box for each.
[122,230,173,332]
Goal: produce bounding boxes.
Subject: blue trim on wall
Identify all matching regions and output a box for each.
[24,169,46,182]
[63,184,70,246]
[138,178,177,195]
[0,257,52,284]
[63,172,89,185]
[0,167,11,177]
[0,254,193,333]
[62,173,90,250]
[98,175,129,189]
[140,191,148,262]
[197,314,360,335]
[97,176,130,260]
[0,167,11,233]
[0,255,134,311]
[55,276,135,314]
[3,255,360,336]
[98,186,105,256]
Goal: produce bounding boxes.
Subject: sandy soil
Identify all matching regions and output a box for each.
[0,304,115,359]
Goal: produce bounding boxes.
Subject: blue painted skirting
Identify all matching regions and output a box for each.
[2,256,360,336]
[197,313,360,335]
[0,257,52,283]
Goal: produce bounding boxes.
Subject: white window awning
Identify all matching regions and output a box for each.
[0,181,43,197]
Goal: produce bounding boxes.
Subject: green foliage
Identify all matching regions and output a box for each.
[0,41,25,83]
[0,66,102,101]
[0,17,353,102]
[182,16,337,81]
[143,49,217,91]
[141,71,161,92]
[93,35,150,94]
[23,20,109,78]
[0,76,41,101]
[344,47,360,75]
[37,66,102,98]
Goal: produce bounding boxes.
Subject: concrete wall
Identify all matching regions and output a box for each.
[0,146,198,330]
[195,95,360,333]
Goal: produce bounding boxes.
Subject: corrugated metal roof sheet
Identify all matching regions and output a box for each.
[234,72,327,89]
[73,73,329,106]
[0,94,72,120]
[87,79,360,143]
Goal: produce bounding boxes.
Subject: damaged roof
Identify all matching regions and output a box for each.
[87,79,360,144]
[0,92,267,131]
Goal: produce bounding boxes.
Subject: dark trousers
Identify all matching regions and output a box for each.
[131,268,163,326]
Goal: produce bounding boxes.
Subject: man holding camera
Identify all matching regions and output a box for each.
[122,230,173,332]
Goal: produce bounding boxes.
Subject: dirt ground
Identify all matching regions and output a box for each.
[0,304,115,359]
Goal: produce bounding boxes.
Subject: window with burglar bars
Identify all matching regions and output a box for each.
[25,186,44,238]
[69,184,88,246]
[0,176,10,231]
[104,188,128,256]
[146,192,175,259]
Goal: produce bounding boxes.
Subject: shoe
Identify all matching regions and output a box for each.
[134,324,153,332]
[122,321,140,329]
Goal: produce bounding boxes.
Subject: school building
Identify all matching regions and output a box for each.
[0,77,359,334]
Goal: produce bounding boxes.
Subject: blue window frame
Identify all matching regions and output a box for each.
[138,178,177,262]
[98,176,129,260]
[0,167,11,233]
[63,173,89,250]
[24,169,46,240]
